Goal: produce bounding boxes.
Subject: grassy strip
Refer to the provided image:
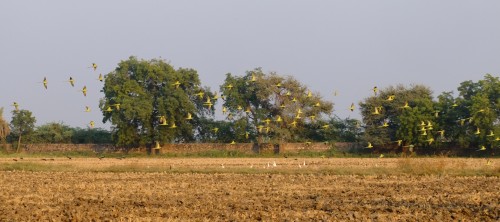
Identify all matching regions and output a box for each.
[0,149,410,159]
[1,161,498,176]
[0,162,75,172]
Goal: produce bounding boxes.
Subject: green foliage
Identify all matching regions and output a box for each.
[439,74,500,149]
[359,74,500,153]
[1,55,495,157]
[32,122,73,143]
[9,109,36,151]
[71,127,112,144]
[100,56,214,147]
[219,68,333,143]
[435,91,468,147]
[325,117,363,142]
[359,85,436,149]
[8,121,111,145]
[301,116,362,143]
[10,110,36,138]
[194,117,236,143]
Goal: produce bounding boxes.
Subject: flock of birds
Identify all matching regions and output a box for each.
[153,73,338,149]
[123,80,356,143]
[11,63,102,128]
[7,70,497,166]
[362,86,499,152]
[186,80,498,154]
[6,65,499,155]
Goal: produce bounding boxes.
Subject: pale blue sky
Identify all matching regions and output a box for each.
[1,1,499,129]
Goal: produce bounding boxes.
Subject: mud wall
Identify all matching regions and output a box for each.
[3,142,360,154]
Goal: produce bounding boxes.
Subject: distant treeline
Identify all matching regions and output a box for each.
[0,57,498,155]
[5,123,112,145]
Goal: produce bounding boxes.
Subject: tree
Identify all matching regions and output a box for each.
[194,117,237,143]
[71,127,112,144]
[359,75,500,153]
[0,108,10,150]
[219,68,333,144]
[10,109,36,152]
[32,122,73,143]
[100,56,214,148]
[439,74,500,149]
[317,117,363,143]
[435,91,469,147]
[359,85,437,150]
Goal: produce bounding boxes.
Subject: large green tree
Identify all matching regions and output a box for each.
[100,57,214,148]
[219,68,333,144]
[437,74,500,149]
[360,75,500,152]
[359,85,437,150]
[10,109,36,152]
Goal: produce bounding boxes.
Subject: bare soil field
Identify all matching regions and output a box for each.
[0,158,498,221]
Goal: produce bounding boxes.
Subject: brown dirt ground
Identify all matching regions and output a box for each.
[0,158,498,221]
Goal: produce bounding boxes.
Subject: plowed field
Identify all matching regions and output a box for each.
[0,158,498,221]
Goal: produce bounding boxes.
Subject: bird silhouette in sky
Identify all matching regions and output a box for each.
[81,86,87,96]
[67,77,75,87]
[43,77,48,89]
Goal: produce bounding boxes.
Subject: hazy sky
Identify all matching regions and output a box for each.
[1,1,499,129]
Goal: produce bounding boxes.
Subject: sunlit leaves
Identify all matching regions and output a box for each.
[100,57,214,147]
[220,68,333,143]
[360,85,436,148]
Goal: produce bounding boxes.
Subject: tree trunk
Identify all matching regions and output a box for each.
[16,133,22,153]
[0,139,5,152]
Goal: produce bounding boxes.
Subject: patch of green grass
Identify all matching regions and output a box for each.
[1,160,498,176]
[0,162,74,172]
[0,150,94,158]
[1,147,498,160]
[0,150,144,159]
[162,150,252,158]
[280,149,394,158]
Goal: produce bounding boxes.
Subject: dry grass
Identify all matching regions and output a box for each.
[0,157,498,176]
[0,157,498,220]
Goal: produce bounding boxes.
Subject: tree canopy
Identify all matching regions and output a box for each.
[10,109,36,151]
[31,122,74,143]
[71,127,112,144]
[219,68,333,144]
[100,57,214,148]
[359,74,500,152]
[437,74,500,149]
[359,84,436,149]
[2,55,497,156]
